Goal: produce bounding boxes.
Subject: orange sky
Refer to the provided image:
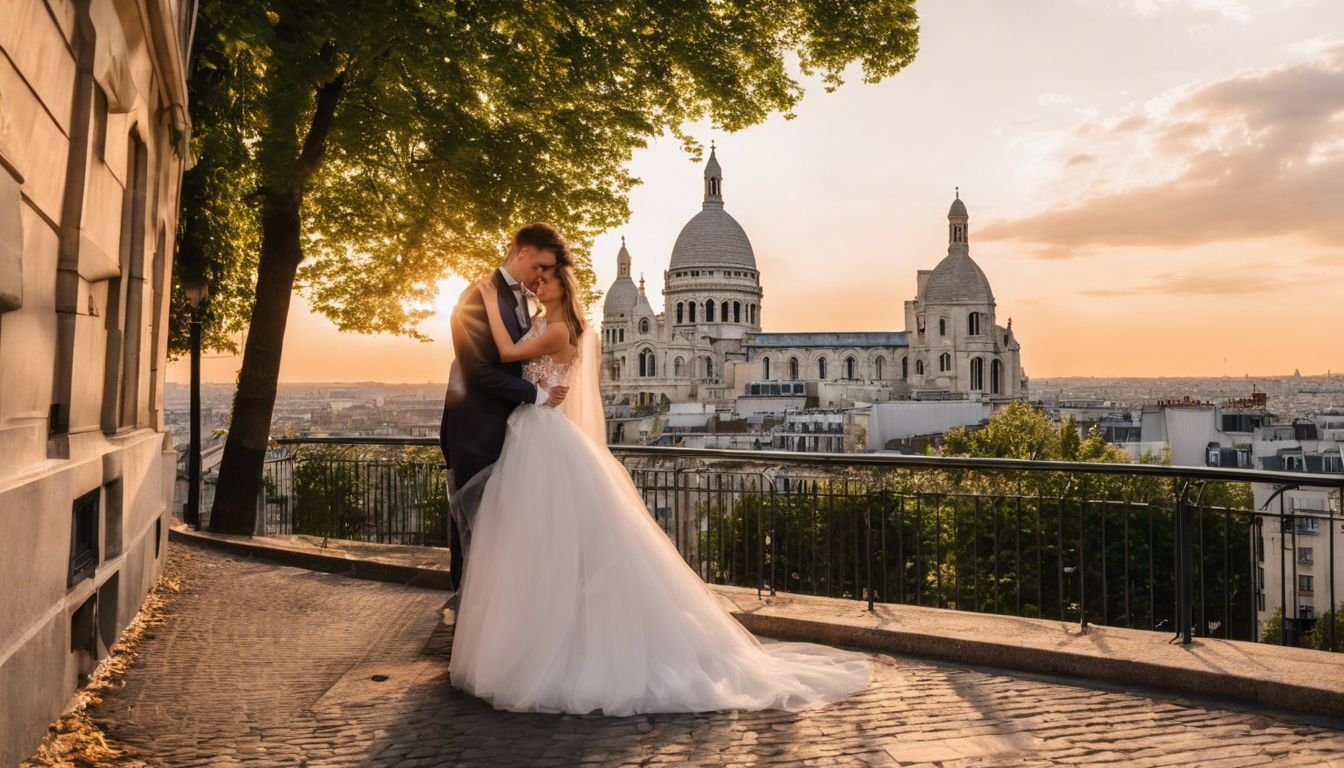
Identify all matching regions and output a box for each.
[169,1,1344,385]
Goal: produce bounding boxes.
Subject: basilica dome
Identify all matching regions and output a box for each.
[668,146,758,272]
[923,252,994,304]
[669,208,757,271]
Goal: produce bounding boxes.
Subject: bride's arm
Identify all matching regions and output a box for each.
[477,280,567,362]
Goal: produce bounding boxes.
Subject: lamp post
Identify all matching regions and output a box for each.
[184,279,208,530]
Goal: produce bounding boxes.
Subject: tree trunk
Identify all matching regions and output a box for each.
[208,187,303,534]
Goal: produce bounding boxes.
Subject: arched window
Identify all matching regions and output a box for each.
[939,352,951,372]
[970,357,984,391]
[845,356,855,380]
[688,302,697,322]
[676,303,684,324]
[733,301,741,323]
[705,357,714,379]
[968,312,980,336]
[706,301,715,322]
[939,317,946,336]
[721,301,730,322]
[674,356,685,377]
[901,357,909,380]
[991,359,1003,395]
[818,358,828,380]
[618,329,624,343]
[789,357,799,380]
[639,349,656,377]
[639,318,650,334]
[875,356,885,380]
[916,359,924,376]
[763,356,771,380]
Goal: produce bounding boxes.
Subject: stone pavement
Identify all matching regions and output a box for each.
[81,540,1344,767]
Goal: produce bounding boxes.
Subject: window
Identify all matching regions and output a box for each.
[916,359,924,375]
[818,358,827,380]
[674,356,684,377]
[1284,454,1304,471]
[1299,575,1314,594]
[1299,547,1314,564]
[789,357,799,380]
[688,302,696,322]
[1301,605,1315,620]
[991,359,1002,395]
[721,301,729,322]
[733,301,741,323]
[92,85,109,162]
[763,357,771,380]
[939,318,946,336]
[1296,517,1320,534]
[1325,454,1343,474]
[968,312,980,336]
[844,356,855,380]
[639,318,650,334]
[875,356,885,380]
[939,352,951,372]
[970,357,983,390]
[618,329,624,343]
[676,303,684,324]
[706,301,715,322]
[705,357,714,379]
[1207,449,1220,467]
[638,349,655,377]
[902,357,908,380]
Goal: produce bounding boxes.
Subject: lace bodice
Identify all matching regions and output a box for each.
[521,318,572,391]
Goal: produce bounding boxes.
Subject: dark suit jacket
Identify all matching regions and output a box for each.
[439,269,539,464]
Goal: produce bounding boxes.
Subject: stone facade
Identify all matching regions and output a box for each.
[0,0,194,763]
[600,153,1027,415]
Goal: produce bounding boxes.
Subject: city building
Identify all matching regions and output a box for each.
[599,149,1027,431]
[0,1,194,763]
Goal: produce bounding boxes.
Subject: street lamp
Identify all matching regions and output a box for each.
[184,279,208,530]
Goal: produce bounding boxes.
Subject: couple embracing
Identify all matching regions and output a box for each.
[439,223,869,716]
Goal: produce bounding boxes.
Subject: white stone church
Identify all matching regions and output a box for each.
[599,148,1027,410]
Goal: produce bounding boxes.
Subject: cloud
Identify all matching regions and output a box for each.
[1039,92,1073,106]
[980,42,1344,257]
[1080,270,1317,298]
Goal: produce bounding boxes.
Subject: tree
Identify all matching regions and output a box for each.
[186,0,921,533]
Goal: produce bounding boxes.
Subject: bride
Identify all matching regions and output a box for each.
[448,263,869,716]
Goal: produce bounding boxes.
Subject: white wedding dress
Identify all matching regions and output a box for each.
[448,321,869,715]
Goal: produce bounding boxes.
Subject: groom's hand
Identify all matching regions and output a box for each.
[545,386,569,408]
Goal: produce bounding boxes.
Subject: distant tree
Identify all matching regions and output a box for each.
[188,0,921,534]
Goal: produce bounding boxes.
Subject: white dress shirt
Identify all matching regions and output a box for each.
[497,268,549,406]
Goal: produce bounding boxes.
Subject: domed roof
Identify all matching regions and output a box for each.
[603,240,638,315]
[669,208,757,271]
[949,196,967,218]
[923,252,993,305]
[603,276,637,315]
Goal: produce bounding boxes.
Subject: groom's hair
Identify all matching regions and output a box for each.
[509,223,571,266]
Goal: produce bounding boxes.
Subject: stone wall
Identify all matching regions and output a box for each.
[0,0,193,763]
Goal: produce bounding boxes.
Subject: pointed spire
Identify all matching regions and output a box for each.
[616,236,631,278]
[703,142,723,209]
[638,273,646,295]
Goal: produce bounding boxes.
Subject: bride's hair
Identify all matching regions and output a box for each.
[552,265,588,349]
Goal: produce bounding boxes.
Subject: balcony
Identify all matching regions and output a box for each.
[258,438,1344,649]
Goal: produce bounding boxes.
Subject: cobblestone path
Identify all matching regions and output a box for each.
[87,542,1344,767]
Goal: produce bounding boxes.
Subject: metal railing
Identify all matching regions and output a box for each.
[258,438,1343,651]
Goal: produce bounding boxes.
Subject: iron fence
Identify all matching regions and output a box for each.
[258,438,1343,651]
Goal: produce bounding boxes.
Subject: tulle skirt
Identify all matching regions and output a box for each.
[448,404,870,715]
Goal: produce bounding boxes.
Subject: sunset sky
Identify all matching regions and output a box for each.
[170,0,1344,385]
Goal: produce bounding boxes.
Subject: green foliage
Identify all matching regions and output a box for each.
[1303,604,1344,653]
[174,0,921,346]
[291,445,368,539]
[1261,605,1283,644]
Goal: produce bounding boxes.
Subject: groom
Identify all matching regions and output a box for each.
[440,223,571,592]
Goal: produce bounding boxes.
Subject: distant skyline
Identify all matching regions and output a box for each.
[169,0,1344,385]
